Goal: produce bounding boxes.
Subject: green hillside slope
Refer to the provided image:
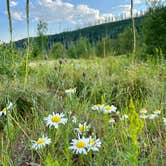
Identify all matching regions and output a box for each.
[15,16,144,49]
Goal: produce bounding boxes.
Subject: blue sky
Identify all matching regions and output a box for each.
[0,0,157,42]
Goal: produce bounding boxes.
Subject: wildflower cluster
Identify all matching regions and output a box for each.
[31,88,75,150]
[31,111,68,150]
[69,135,101,154]
[69,122,101,154]
[30,87,164,156]
[139,108,162,120]
[92,104,117,114]
[31,88,102,154]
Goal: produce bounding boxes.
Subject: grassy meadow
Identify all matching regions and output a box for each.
[0,1,166,166]
[0,55,166,165]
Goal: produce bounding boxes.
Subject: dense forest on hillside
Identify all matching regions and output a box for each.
[15,16,144,49]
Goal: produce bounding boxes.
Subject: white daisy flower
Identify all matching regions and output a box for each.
[109,118,115,124]
[163,118,166,125]
[148,114,158,120]
[153,110,161,115]
[44,112,67,128]
[103,105,117,114]
[32,136,51,150]
[0,108,7,116]
[87,136,101,152]
[116,111,120,115]
[69,137,89,154]
[91,104,104,112]
[65,88,76,95]
[71,115,77,123]
[7,102,13,110]
[140,108,148,114]
[75,122,90,135]
[0,102,13,116]
[140,114,149,119]
[120,114,128,120]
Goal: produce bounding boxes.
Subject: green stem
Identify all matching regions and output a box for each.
[90,151,93,166]
[24,0,30,86]
[6,0,13,45]
[80,154,84,166]
[130,0,137,95]
[130,0,136,57]
[9,115,31,141]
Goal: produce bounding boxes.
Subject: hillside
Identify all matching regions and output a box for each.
[15,16,144,49]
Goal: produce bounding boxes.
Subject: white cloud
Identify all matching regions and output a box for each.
[148,0,160,2]
[146,0,161,5]
[5,10,24,21]
[117,4,131,12]
[134,0,142,4]
[116,4,140,18]
[30,0,115,25]
[11,11,24,21]
[10,1,17,7]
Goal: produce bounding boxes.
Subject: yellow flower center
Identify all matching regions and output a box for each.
[89,140,95,146]
[51,116,61,123]
[79,125,86,132]
[105,105,111,111]
[154,110,160,113]
[2,108,7,113]
[76,141,86,148]
[96,104,101,107]
[37,138,45,144]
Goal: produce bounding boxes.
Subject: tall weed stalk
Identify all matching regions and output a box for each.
[130,0,137,93]
[24,0,30,86]
[6,0,15,74]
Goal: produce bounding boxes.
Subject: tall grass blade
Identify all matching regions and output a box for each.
[130,0,137,56]
[130,0,137,93]
[24,0,30,86]
[6,0,12,43]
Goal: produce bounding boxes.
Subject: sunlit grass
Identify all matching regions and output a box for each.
[0,56,166,165]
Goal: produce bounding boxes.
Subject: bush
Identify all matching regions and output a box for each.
[49,43,66,58]
[67,37,92,58]
[67,43,77,58]
[142,6,166,56]
[0,44,24,77]
[96,38,114,57]
[76,37,91,58]
[115,27,134,55]
[31,43,41,58]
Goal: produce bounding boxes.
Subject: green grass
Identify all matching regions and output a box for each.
[0,55,166,166]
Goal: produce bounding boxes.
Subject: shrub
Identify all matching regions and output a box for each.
[96,38,114,57]
[67,43,77,58]
[49,43,66,58]
[115,27,134,55]
[142,6,166,56]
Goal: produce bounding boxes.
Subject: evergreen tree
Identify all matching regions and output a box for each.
[142,6,166,56]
